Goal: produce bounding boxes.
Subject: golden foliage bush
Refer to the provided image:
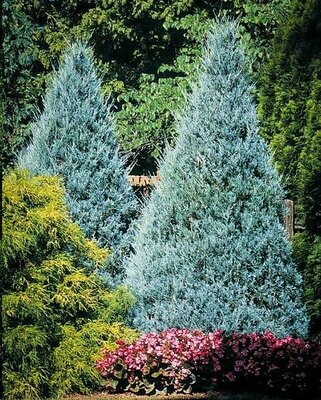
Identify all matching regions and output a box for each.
[1,169,138,400]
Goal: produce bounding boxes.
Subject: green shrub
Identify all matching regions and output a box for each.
[292,233,321,339]
[258,0,321,212]
[258,0,321,337]
[1,169,137,399]
[50,322,139,398]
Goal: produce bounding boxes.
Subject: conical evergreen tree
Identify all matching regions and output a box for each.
[20,42,137,274]
[125,20,308,337]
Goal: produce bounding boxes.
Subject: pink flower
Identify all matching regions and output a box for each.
[96,328,321,397]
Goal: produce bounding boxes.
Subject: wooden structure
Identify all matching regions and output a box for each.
[128,173,160,187]
[128,173,160,197]
[128,174,295,239]
[284,199,294,240]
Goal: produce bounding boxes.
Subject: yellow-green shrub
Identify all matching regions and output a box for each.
[1,169,137,399]
[50,322,138,398]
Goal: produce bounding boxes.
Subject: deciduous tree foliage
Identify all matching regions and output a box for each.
[125,20,308,337]
[19,43,137,275]
[1,169,138,400]
[3,0,290,171]
[2,0,38,167]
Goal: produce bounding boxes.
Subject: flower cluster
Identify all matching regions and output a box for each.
[96,329,321,397]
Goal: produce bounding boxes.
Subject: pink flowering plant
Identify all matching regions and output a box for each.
[222,332,321,395]
[96,329,321,397]
[96,329,224,394]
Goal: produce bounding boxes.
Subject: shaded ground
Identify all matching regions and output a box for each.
[62,391,293,400]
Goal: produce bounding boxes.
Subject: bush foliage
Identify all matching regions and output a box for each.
[292,233,321,338]
[1,169,138,400]
[2,0,38,168]
[96,328,321,397]
[259,0,321,224]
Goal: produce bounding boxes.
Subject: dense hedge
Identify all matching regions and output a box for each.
[258,0,321,336]
[292,233,321,338]
[96,329,321,398]
[259,0,321,222]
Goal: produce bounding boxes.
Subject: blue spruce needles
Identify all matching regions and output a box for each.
[125,21,309,337]
[20,43,136,273]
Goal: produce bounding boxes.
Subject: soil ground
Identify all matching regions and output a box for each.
[62,390,295,400]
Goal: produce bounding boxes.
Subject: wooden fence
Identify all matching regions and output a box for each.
[128,173,160,187]
[128,175,295,239]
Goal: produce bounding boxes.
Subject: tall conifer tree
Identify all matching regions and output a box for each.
[125,20,308,337]
[259,0,321,337]
[258,0,321,225]
[20,43,136,274]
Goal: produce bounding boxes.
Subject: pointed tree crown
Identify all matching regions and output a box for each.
[19,42,137,272]
[125,20,309,337]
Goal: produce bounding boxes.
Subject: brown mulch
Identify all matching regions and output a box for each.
[62,390,293,400]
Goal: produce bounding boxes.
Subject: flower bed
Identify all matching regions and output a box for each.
[96,329,321,397]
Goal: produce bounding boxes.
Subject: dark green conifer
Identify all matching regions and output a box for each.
[259,0,321,336]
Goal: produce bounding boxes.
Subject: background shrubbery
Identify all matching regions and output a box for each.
[292,233,321,337]
[259,0,321,338]
[3,0,290,171]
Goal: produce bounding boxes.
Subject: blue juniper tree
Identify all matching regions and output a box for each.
[19,42,137,275]
[125,20,309,337]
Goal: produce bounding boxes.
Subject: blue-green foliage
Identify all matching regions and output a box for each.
[19,42,137,273]
[125,20,309,337]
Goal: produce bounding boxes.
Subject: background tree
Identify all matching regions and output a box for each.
[3,0,290,172]
[125,20,308,337]
[258,0,321,210]
[1,169,138,400]
[258,0,321,337]
[2,0,38,167]
[19,42,137,275]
